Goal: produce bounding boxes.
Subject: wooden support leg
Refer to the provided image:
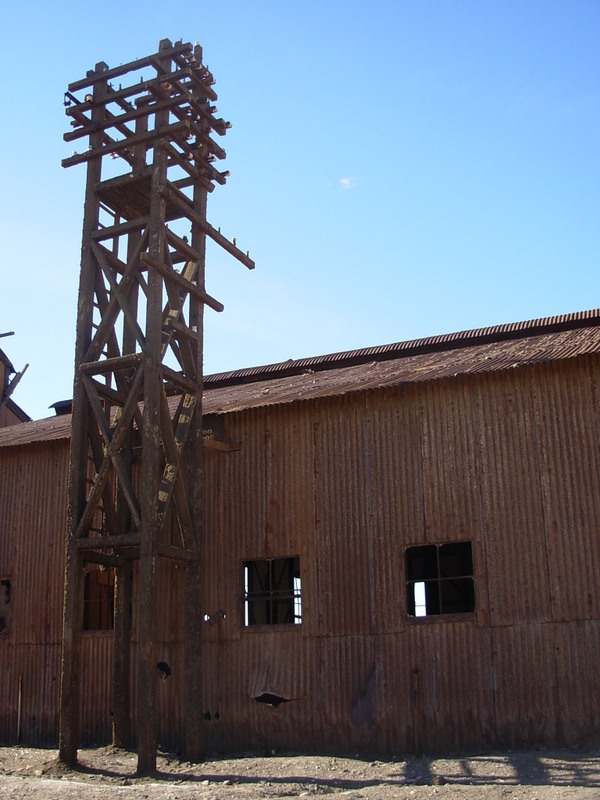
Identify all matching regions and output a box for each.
[184,557,203,761]
[136,541,157,774]
[112,563,132,749]
[59,547,83,765]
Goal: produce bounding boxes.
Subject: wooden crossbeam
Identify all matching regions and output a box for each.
[93,242,147,350]
[161,182,254,268]
[162,141,215,192]
[68,41,193,92]
[84,231,149,362]
[157,389,196,544]
[80,353,143,375]
[140,252,224,312]
[156,543,198,562]
[76,368,145,537]
[64,96,184,143]
[92,217,149,241]
[62,119,191,168]
[76,534,142,550]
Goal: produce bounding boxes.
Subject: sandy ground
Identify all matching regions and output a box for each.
[1,746,600,799]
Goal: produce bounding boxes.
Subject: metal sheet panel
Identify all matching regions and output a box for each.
[0,441,69,744]
[201,332,600,417]
[491,622,561,748]
[532,359,600,622]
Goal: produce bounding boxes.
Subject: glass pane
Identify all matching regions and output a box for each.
[440,577,475,613]
[246,597,271,625]
[406,545,438,581]
[407,580,440,616]
[439,542,473,578]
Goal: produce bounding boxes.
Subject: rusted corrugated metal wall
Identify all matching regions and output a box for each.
[199,354,600,754]
[0,441,68,744]
[0,438,189,748]
[1,354,600,753]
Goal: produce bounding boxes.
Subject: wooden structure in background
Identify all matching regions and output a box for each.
[59,39,253,773]
[0,337,29,428]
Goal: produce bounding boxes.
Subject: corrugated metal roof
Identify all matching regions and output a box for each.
[205,307,600,387]
[205,324,600,413]
[0,414,71,447]
[2,310,600,448]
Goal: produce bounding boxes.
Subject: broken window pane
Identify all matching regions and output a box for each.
[406,541,474,617]
[244,557,301,626]
[83,566,115,631]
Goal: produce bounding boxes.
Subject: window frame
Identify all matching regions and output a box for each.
[405,541,476,621]
[242,556,302,628]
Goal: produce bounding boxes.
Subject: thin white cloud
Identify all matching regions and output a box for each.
[339,176,358,190]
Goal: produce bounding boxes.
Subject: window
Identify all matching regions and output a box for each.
[406,542,474,617]
[243,557,301,626]
[83,566,115,631]
[0,579,10,633]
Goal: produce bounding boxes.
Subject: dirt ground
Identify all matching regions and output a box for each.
[1,746,600,800]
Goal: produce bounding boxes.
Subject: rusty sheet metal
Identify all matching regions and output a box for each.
[0,415,71,448]
[491,622,564,748]
[203,326,600,415]
[0,441,68,645]
[194,355,600,753]
[205,309,600,387]
[0,441,69,744]
[0,643,62,745]
[80,634,113,744]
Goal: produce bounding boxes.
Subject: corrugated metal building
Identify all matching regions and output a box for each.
[1,309,600,754]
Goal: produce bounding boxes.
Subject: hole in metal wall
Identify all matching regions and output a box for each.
[254,692,289,708]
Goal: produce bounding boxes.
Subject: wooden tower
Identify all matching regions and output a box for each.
[59,38,253,773]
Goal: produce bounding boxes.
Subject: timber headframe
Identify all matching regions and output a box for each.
[58,38,253,774]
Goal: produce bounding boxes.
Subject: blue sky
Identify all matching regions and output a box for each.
[1,1,599,420]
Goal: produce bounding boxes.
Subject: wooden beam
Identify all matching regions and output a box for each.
[203,438,240,452]
[62,120,191,168]
[162,183,254,269]
[91,217,149,241]
[68,40,192,92]
[140,252,223,312]
[160,363,198,395]
[82,551,127,568]
[76,534,142,550]
[156,543,198,563]
[112,563,132,749]
[59,71,108,769]
[64,96,183,142]
[80,353,143,376]
[162,141,215,193]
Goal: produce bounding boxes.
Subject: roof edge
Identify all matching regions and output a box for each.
[5,397,31,423]
[205,308,600,390]
[0,347,15,373]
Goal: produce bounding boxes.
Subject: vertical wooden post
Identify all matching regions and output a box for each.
[112,563,132,748]
[136,45,170,772]
[184,71,207,755]
[112,111,147,753]
[59,66,107,766]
